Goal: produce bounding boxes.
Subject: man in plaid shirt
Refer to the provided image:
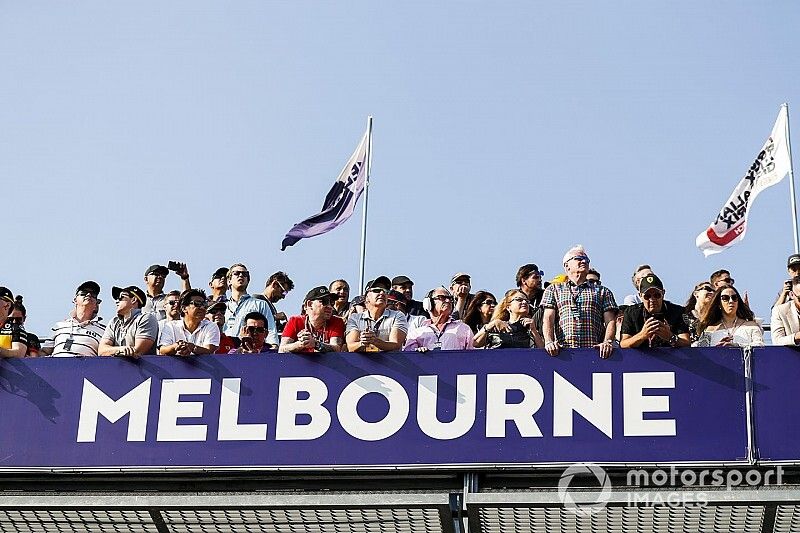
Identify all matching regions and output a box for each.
[542,245,618,358]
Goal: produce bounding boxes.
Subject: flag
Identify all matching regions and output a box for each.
[696,106,792,256]
[281,126,370,251]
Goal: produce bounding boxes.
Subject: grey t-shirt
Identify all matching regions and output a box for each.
[346,309,408,341]
[102,309,159,349]
[141,293,167,320]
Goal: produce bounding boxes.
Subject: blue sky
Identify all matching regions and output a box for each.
[3,1,800,336]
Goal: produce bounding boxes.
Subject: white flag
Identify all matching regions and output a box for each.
[696,106,792,256]
[281,127,370,250]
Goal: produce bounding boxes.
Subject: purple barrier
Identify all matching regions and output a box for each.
[751,346,800,462]
[0,347,748,470]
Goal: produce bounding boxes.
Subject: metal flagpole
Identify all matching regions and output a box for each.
[357,116,373,294]
[784,103,799,254]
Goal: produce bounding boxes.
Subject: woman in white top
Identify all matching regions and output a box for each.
[693,285,764,348]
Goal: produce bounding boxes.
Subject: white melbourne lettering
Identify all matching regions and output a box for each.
[76,371,677,443]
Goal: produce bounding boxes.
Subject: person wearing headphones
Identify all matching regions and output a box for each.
[41,281,107,357]
[403,287,474,352]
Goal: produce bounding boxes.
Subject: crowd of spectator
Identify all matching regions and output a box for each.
[5,244,800,359]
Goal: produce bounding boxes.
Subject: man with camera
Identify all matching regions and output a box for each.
[619,273,690,348]
[280,286,344,353]
[142,262,191,320]
[773,254,800,308]
[345,276,408,353]
[228,312,272,354]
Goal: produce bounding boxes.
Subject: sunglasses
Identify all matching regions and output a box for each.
[696,286,714,293]
[482,300,497,306]
[116,294,132,301]
[7,317,24,325]
[510,297,529,304]
[314,297,333,306]
[164,300,179,306]
[432,295,453,302]
[720,294,739,302]
[368,288,387,295]
[642,291,663,300]
[188,300,207,308]
[246,326,266,334]
[76,290,99,299]
[568,255,590,264]
[230,270,250,278]
[719,277,734,285]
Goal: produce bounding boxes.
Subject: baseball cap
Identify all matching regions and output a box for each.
[638,274,664,294]
[112,286,147,307]
[76,281,100,295]
[145,264,169,277]
[451,272,471,284]
[0,287,13,305]
[304,286,332,302]
[210,267,229,281]
[391,275,413,286]
[788,254,800,268]
[364,276,392,293]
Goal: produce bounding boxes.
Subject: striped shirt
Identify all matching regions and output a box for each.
[44,317,106,357]
[541,280,618,348]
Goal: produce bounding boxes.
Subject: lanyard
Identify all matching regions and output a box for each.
[428,321,451,343]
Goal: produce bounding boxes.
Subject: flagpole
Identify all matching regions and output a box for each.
[357,116,373,294]
[784,103,800,254]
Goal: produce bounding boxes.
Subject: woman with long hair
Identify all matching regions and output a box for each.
[463,290,497,334]
[694,286,763,347]
[682,281,715,343]
[474,289,543,349]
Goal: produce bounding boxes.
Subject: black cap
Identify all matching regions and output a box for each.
[304,286,332,302]
[210,267,228,281]
[206,300,226,314]
[364,276,392,293]
[788,254,800,268]
[638,274,664,294]
[145,264,169,277]
[391,275,413,286]
[76,281,100,295]
[112,286,147,307]
[350,295,366,307]
[0,287,13,305]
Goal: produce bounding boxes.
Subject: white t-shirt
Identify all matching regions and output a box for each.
[158,319,220,352]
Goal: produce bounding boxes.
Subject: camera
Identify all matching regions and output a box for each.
[167,261,181,272]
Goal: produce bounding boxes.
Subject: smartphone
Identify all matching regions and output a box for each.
[167,260,181,271]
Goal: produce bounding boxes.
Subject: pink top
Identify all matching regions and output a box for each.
[403,318,474,351]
